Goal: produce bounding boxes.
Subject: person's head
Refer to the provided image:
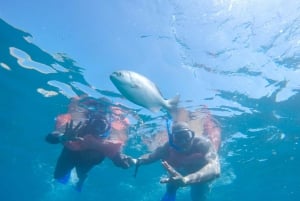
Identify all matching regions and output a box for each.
[86,114,111,137]
[79,96,111,113]
[171,121,195,152]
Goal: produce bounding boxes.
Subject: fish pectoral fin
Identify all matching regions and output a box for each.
[149,106,161,113]
[130,83,140,89]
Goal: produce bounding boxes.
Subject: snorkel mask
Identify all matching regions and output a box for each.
[86,114,111,138]
[167,121,195,152]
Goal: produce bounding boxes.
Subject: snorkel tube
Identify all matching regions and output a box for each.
[165,117,181,151]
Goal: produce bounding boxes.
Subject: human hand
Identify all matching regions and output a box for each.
[113,154,137,169]
[122,154,137,168]
[61,120,84,142]
[160,160,188,187]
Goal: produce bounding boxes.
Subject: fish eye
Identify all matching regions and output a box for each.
[115,72,122,77]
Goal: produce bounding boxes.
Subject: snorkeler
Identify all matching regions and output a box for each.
[46,95,135,191]
[135,116,221,201]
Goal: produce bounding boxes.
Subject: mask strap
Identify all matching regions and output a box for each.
[166,117,181,151]
[99,114,112,138]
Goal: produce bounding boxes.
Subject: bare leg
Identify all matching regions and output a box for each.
[161,183,178,201]
[75,150,105,191]
[54,148,77,183]
[190,183,209,201]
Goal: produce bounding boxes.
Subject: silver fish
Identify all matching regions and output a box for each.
[110,70,180,113]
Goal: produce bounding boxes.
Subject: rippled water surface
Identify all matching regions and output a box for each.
[1,1,300,201]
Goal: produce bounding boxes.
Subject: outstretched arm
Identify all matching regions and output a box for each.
[161,140,220,186]
[137,143,169,165]
[111,153,137,169]
[45,131,63,144]
[132,144,169,177]
[184,149,220,185]
[45,120,84,144]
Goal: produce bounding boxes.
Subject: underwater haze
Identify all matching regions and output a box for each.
[1,1,300,201]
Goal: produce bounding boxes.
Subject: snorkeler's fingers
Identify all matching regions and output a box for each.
[161,161,181,177]
[75,137,84,141]
[74,121,82,132]
[160,177,170,183]
[69,120,74,129]
[162,161,175,174]
[161,160,172,171]
[65,121,71,133]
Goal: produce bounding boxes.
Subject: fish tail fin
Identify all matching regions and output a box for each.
[166,94,180,115]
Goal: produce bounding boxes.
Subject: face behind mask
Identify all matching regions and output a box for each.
[84,114,111,138]
[171,122,195,152]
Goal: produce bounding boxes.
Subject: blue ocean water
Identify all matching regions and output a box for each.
[1,1,300,201]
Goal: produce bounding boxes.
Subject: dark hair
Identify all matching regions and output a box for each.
[172,122,190,132]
